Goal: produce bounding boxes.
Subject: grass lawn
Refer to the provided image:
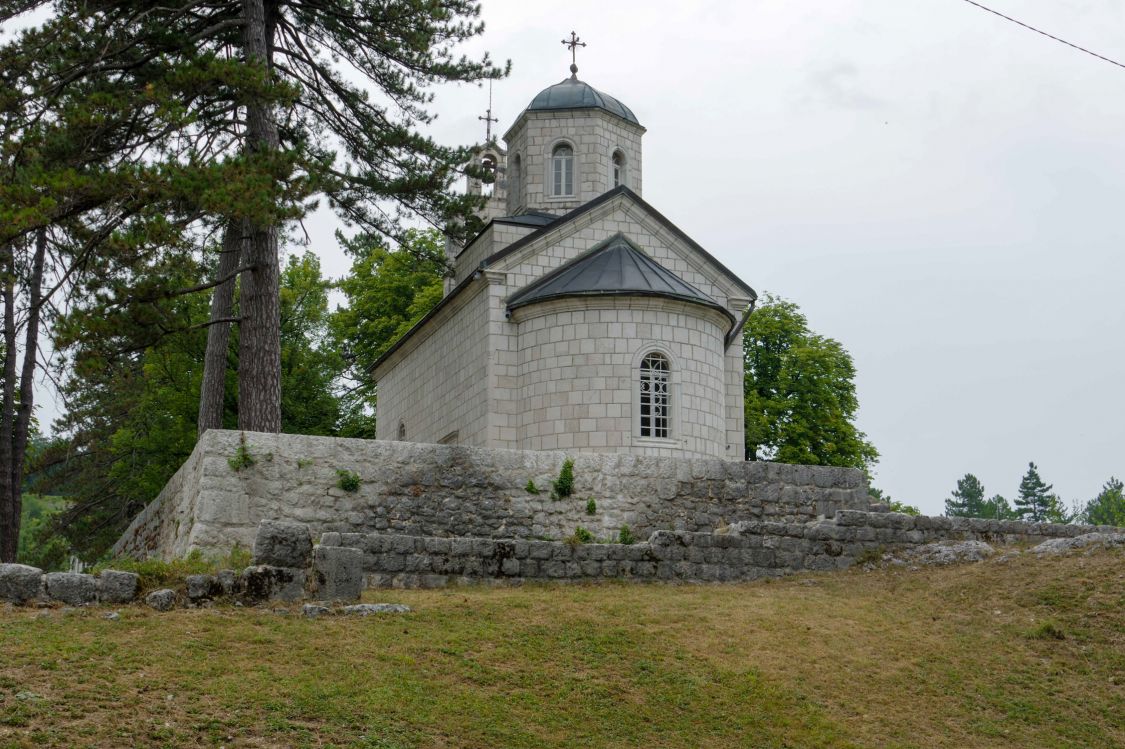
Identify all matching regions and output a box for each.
[1,547,1122,748]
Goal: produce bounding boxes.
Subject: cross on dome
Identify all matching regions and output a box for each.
[561,30,586,77]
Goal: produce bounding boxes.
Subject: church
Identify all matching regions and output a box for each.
[372,46,757,460]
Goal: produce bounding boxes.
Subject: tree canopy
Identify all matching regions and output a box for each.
[743,295,877,470]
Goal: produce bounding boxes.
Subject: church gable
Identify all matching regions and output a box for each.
[483,188,755,311]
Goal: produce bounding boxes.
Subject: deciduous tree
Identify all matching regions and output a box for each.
[743,295,877,470]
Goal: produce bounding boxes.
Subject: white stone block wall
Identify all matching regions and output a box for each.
[505,109,644,215]
[511,297,729,457]
[112,430,872,560]
[375,282,490,446]
[452,221,539,288]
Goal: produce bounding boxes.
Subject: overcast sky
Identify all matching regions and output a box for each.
[360,0,1121,515]
[22,1,1124,515]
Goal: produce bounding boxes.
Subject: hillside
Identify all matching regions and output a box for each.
[1,546,1122,748]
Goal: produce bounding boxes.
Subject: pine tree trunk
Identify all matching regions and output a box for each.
[0,242,17,562]
[9,228,47,558]
[238,0,282,433]
[198,219,244,434]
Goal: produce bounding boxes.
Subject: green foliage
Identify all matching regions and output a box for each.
[1026,620,1066,641]
[743,295,878,470]
[868,486,920,516]
[330,229,446,431]
[1014,462,1068,523]
[228,436,256,472]
[525,480,540,495]
[945,473,986,517]
[552,459,575,500]
[566,527,595,547]
[16,496,70,571]
[585,498,597,515]
[618,525,636,545]
[91,546,251,593]
[1080,477,1125,526]
[982,494,1018,520]
[336,469,361,493]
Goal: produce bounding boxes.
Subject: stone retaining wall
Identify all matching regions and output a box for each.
[114,430,870,560]
[321,512,1122,588]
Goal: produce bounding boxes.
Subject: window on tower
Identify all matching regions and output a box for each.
[552,144,574,196]
[612,150,625,188]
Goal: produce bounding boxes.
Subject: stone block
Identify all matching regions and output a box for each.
[146,588,177,611]
[253,520,313,568]
[312,546,364,601]
[186,574,224,602]
[216,569,240,596]
[97,570,140,604]
[241,565,307,602]
[45,572,97,606]
[0,563,43,604]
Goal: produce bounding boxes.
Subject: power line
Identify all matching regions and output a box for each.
[960,0,1125,71]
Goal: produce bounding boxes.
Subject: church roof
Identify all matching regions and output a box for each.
[506,234,734,326]
[494,211,558,228]
[526,76,641,126]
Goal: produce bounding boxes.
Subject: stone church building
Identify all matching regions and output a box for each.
[372,61,757,460]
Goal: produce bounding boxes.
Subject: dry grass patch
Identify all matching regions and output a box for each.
[1,547,1122,748]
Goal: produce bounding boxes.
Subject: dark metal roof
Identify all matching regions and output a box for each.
[526,76,641,126]
[507,234,735,328]
[495,211,559,228]
[483,186,757,301]
[371,187,755,374]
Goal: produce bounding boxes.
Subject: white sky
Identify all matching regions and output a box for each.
[26,0,1125,515]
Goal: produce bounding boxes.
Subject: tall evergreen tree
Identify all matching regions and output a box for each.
[1014,462,1054,522]
[945,473,986,517]
[1081,477,1125,527]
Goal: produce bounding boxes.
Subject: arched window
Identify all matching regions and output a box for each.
[612,150,625,188]
[639,352,670,438]
[510,154,521,205]
[551,144,574,196]
[397,422,406,441]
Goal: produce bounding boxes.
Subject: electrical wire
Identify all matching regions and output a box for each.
[960,0,1125,71]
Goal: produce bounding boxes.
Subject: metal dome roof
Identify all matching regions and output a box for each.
[525,76,641,126]
[506,234,733,327]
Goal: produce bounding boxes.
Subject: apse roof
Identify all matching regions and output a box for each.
[506,234,733,326]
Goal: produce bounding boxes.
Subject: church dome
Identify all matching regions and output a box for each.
[526,76,641,126]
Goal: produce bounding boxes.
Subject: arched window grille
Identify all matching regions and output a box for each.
[639,353,670,438]
[551,144,574,196]
[612,150,625,188]
[397,422,406,441]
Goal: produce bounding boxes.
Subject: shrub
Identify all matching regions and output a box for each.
[618,525,636,545]
[1027,621,1066,641]
[525,480,540,495]
[566,526,595,547]
[552,458,575,499]
[336,469,361,492]
[228,434,256,472]
[585,498,597,515]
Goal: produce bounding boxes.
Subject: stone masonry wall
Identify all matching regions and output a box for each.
[320,511,1122,589]
[113,430,870,560]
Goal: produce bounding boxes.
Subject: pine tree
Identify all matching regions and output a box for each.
[982,494,1016,520]
[945,473,986,517]
[1081,477,1125,526]
[1014,462,1054,522]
